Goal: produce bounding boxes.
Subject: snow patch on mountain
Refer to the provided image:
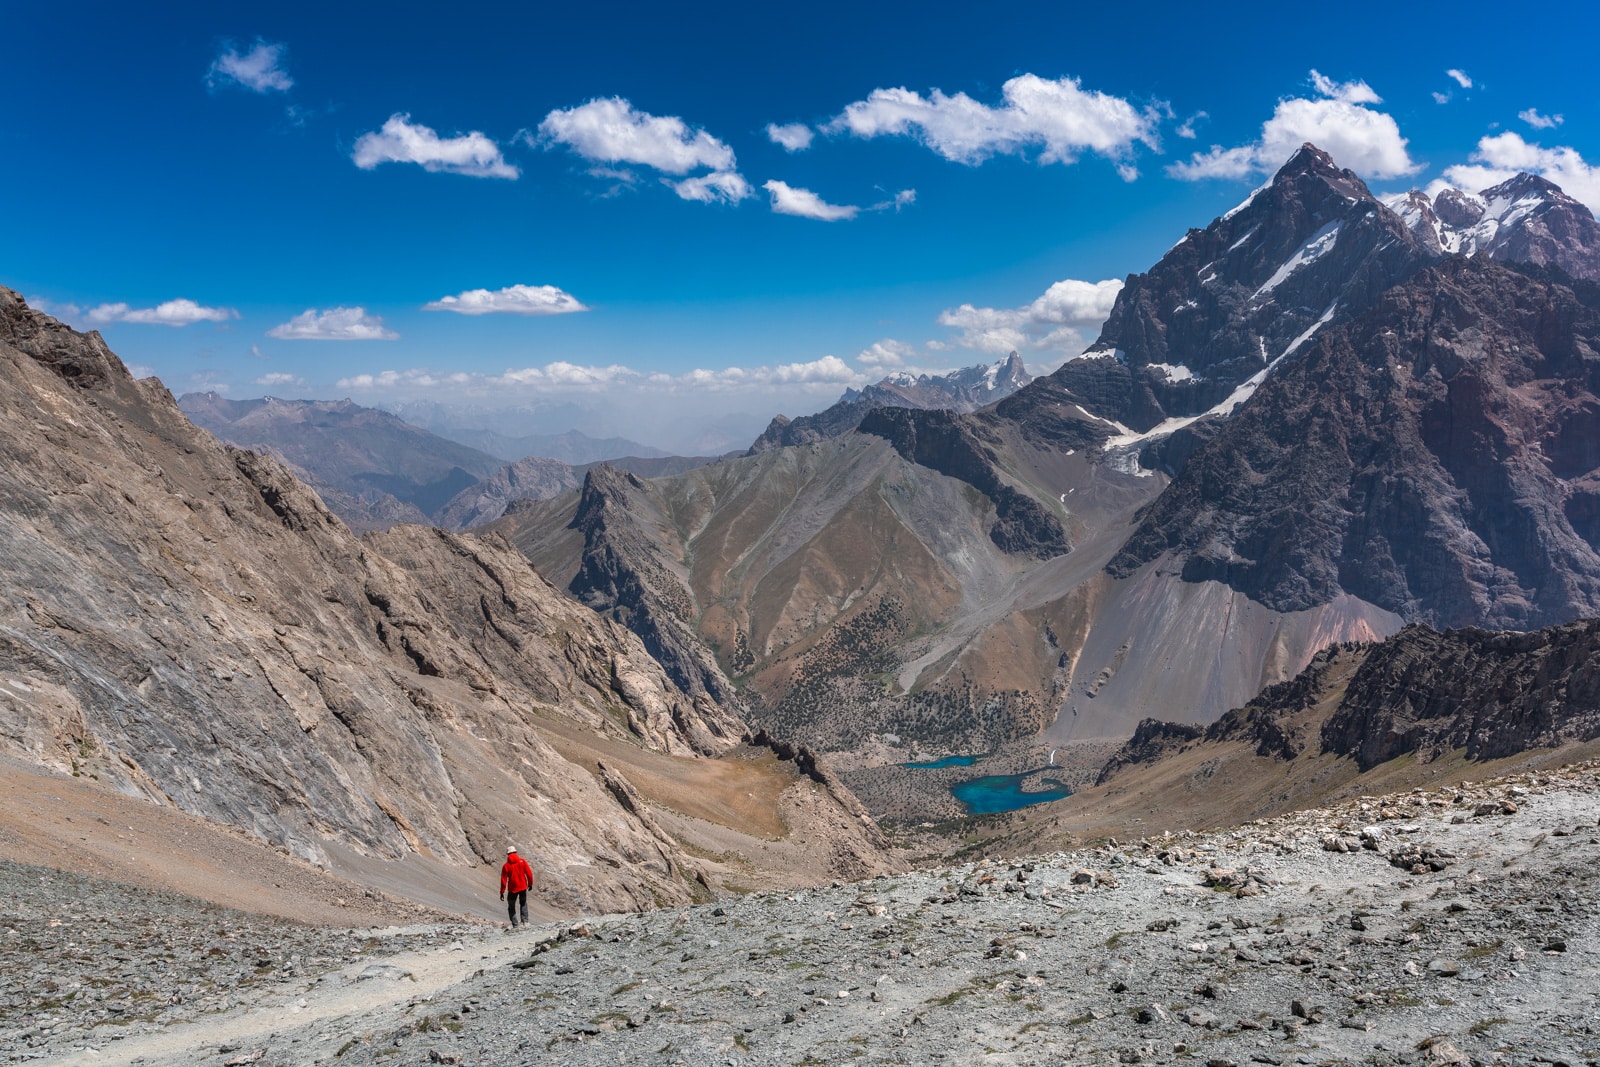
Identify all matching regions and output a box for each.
[1254,222,1341,299]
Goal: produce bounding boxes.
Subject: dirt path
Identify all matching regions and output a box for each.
[37,925,548,1067]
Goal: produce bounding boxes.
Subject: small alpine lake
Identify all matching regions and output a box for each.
[949,769,1072,815]
[903,754,1072,814]
[901,755,979,769]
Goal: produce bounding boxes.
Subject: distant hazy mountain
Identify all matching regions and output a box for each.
[432,426,670,465]
[748,352,1031,453]
[179,394,503,532]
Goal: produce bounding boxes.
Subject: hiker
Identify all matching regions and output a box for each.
[500,846,534,927]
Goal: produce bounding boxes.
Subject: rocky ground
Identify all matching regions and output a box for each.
[3,762,1595,1067]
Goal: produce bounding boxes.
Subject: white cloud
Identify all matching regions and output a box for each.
[766,122,814,152]
[1519,108,1564,130]
[86,299,238,327]
[1170,70,1417,182]
[1433,92,1452,106]
[764,180,859,221]
[672,171,753,204]
[255,372,305,387]
[422,284,588,316]
[858,339,917,369]
[877,188,917,211]
[535,97,750,203]
[538,97,735,173]
[351,114,519,179]
[338,355,865,399]
[267,307,399,341]
[1175,111,1207,139]
[1442,132,1600,213]
[207,40,292,93]
[937,278,1123,356]
[1446,69,1473,89]
[827,73,1160,177]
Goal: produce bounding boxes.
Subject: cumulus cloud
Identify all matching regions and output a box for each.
[535,97,749,203]
[255,372,305,387]
[1519,108,1564,130]
[1170,70,1418,182]
[267,307,398,341]
[1446,69,1473,89]
[539,97,734,172]
[1432,92,1452,106]
[764,180,859,221]
[86,299,238,327]
[1442,132,1600,213]
[673,170,753,204]
[766,122,814,152]
[207,40,292,93]
[857,339,917,369]
[422,284,588,316]
[352,114,519,179]
[937,278,1123,356]
[827,73,1160,179]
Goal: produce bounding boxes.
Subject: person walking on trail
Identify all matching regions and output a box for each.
[500,846,534,927]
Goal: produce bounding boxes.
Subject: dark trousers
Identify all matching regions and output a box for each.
[506,889,528,925]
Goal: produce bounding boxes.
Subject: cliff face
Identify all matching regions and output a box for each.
[1108,258,1600,630]
[0,289,883,913]
[1100,618,1600,787]
[566,465,748,723]
[1322,620,1600,769]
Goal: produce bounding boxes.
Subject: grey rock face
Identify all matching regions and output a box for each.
[1108,257,1600,628]
[0,288,869,913]
[567,465,748,713]
[1056,143,1437,432]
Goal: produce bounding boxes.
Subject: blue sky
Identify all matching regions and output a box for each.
[5,1,1597,451]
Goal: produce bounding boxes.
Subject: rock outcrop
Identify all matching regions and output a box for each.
[1100,617,1600,784]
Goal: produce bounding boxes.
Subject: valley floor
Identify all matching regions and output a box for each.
[7,763,1599,1066]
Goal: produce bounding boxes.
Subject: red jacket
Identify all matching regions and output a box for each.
[501,853,534,893]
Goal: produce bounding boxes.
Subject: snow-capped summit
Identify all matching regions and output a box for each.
[749,352,1032,453]
[1056,143,1428,432]
[1388,174,1600,280]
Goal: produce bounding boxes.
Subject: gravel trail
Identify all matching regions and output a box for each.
[7,762,1599,1067]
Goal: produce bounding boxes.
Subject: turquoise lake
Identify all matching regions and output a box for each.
[902,755,979,769]
[949,769,1071,815]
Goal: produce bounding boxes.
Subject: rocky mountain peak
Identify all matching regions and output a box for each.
[1049,143,1429,431]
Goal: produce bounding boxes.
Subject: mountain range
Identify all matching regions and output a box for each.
[6,141,1600,923]
[496,144,1600,821]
